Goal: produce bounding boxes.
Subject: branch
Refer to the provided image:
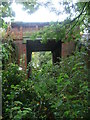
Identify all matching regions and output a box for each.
[70,3,87,23]
[67,13,86,35]
[63,2,87,26]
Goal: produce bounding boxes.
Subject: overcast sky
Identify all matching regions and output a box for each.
[11,2,67,22]
[4,0,78,22]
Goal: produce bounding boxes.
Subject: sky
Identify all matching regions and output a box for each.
[4,0,77,23]
[11,3,60,22]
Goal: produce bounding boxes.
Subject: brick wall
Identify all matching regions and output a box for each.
[13,41,27,70]
[11,23,41,70]
[62,41,75,57]
[10,22,75,69]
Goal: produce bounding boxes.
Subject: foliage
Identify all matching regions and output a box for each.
[0,2,15,28]
[29,2,89,43]
[2,38,17,70]
[32,52,52,68]
[2,63,29,120]
[30,47,88,119]
[1,1,89,120]
[30,22,80,43]
[2,48,88,120]
[0,1,17,70]
[22,0,39,14]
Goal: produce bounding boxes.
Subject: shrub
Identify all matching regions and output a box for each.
[29,48,88,119]
[2,48,88,120]
[2,40,17,70]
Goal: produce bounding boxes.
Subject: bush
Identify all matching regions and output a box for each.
[2,48,88,120]
[2,40,17,70]
[29,48,88,119]
[2,63,30,120]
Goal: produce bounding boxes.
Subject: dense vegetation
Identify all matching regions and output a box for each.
[2,46,88,119]
[1,0,89,120]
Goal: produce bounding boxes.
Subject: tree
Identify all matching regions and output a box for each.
[0,1,15,28]
[20,1,89,44]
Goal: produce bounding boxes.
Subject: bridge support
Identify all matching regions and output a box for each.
[26,40,62,78]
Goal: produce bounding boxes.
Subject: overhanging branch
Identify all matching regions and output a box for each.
[70,2,87,23]
[63,2,87,26]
